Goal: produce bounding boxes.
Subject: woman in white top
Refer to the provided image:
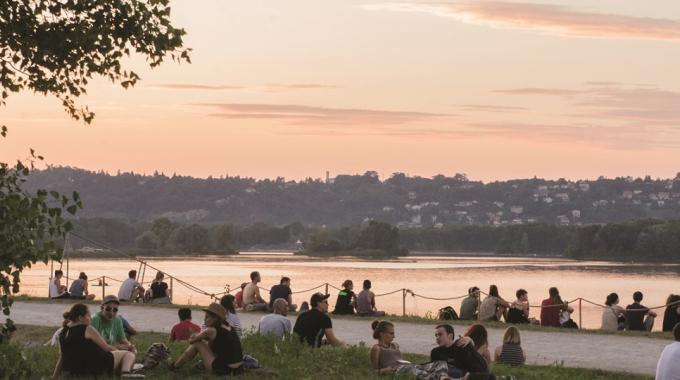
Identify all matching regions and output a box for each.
[601,293,625,331]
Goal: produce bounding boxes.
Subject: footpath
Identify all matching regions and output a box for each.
[10,301,666,376]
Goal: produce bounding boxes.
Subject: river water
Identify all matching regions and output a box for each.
[20,254,680,331]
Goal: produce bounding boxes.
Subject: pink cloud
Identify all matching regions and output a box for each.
[147,83,247,90]
[148,83,340,92]
[492,87,581,96]
[364,2,680,42]
[456,104,527,112]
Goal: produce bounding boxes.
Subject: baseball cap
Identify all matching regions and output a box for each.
[310,292,330,307]
[102,295,120,305]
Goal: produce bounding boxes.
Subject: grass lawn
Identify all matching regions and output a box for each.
[0,324,654,379]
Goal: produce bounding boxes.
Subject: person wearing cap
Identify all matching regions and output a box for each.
[293,292,345,348]
[171,303,244,375]
[90,295,135,352]
[460,286,480,320]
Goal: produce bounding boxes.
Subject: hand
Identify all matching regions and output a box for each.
[455,336,473,348]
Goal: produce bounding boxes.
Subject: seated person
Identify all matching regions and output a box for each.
[506,289,530,324]
[53,304,135,377]
[242,271,267,312]
[170,308,201,342]
[259,298,292,338]
[333,280,357,315]
[370,320,448,378]
[269,276,297,312]
[479,285,510,322]
[49,270,70,299]
[540,287,563,327]
[234,282,248,309]
[626,291,657,332]
[90,296,136,353]
[601,293,626,331]
[356,280,385,317]
[656,322,680,380]
[118,270,144,302]
[220,295,243,338]
[69,272,96,300]
[293,293,345,347]
[171,303,244,376]
[148,271,171,304]
[459,287,480,320]
[431,324,490,378]
[464,324,491,365]
[559,300,577,328]
[494,326,526,366]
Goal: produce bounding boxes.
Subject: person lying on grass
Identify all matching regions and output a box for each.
[170,303,244,376]
[53,303,136,377]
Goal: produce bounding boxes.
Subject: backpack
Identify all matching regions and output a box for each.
[142,343,169,369]
[437,306,459,321]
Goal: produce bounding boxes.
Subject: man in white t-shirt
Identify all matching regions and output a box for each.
[118,270,144,302]
[49,270,69,299]
[656,323,680,380]
[259,298,292,338]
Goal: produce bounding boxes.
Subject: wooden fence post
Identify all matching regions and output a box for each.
[402,288,407,316]
[170,277,174,303]
[325,283,329,295]
[101,276,106,300]
[578,298,583,328]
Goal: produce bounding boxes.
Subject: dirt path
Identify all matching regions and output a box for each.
[9,301,665,376]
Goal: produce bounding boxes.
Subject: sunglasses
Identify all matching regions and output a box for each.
[104,307,119,313]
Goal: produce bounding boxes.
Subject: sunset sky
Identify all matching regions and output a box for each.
[3,0,680,181]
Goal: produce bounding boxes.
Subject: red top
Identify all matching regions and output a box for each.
[170,320,200,341]
[540,298,560,327]
[235,291,243,308]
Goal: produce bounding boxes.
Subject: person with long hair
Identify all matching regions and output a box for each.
[494,326,526,366]
[149,271,172,304]
[69,272,96,300]
[369,320,449,378]
[464,324,491,365]
[663,294,680,332]
[171,303,244,375]
[540,287,564,327]
[479,285,510,322]
[220,294,243,338]
[601,293,626,331]
[53,304,136,377]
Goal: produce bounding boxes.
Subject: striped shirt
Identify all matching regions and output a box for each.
[498,343,525,366]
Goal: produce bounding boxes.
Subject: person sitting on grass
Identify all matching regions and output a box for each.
[479,285,510,322]
[53,303,136,377]
[460,286,481,320]
[370,320,450,378]
[357,280,386,317]
[235,282,248,309]
[293,292,345,347]
[663,294,680,332]
[148,271,172,304]
[118,270,144,302]
[171,303,244,376]
[494,326,526,366]
[540,287,563,328]
[259,298,292,338]
[333,279,357,315]
[69,272,96,300]
[626,291,657,332]
[464,324,491,365]
[601,292,626,331]
[220,294,243,338]
[49,270,70,299]
[243,271,268,312]
[506,289,530,324]
[269,276,297,312]
[431,324,491,379]
[170,308,201,342]
[656,322,680,380]
[91,295,136,353]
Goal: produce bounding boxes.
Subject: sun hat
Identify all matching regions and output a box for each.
[202,303,227,320]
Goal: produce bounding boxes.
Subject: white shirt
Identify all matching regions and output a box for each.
[118,278,140,300]
[49,278,63,298]
[656,342,680,380]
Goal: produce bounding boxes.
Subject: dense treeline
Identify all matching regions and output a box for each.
[68,217,680,261]
[25,167,680,227]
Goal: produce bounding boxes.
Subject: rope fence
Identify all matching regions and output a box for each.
[41,232,680,330]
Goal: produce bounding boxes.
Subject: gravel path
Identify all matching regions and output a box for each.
[10,301,666,376]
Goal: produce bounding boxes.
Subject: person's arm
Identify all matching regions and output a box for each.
[324,328,345,347]
[189,327,215,344]
[370,293,377,311]
[170,328,176,342]
[84,325,117,352]
[647,307,657,317]
[498,297,510,308]
[494,346,502,362]
[521,347,527,364]
[53,355,62,378]
[82,281,89,295]
[370,344,395,374]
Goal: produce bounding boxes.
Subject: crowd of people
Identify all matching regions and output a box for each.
[42,269,680,378]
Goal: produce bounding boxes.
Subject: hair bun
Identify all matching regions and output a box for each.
[63,311,71,320]
[371,320,380,330]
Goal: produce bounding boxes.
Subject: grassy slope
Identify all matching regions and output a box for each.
[6,325,654,380]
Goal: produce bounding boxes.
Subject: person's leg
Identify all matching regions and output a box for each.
[643,315,655,331]
[112,350,135,372]
[86,294,96,300]
[193,341,216,370]
[174,344,198,367]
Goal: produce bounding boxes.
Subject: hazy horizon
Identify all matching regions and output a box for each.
[3,0,680,181]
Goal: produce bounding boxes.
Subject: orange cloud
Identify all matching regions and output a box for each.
[363,2,680,42]
[456,104,527,112]
[147,83,340,92]
[492,88,581,96]
[194,103,452,125]
[147,83,247,90]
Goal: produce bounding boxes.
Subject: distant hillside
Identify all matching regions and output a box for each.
[24,167,680,226]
